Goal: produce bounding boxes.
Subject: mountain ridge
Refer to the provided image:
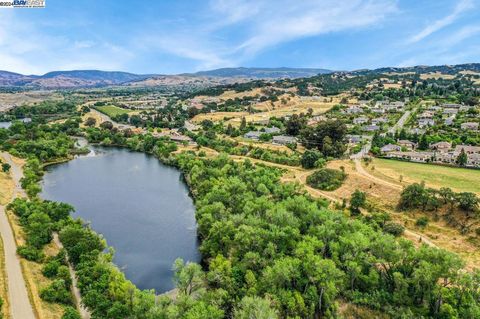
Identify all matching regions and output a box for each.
[1,63,480,89]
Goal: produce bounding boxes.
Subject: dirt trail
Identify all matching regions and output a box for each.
[0,152,36,319]
[354,159,403,191]
[53,234,90,319]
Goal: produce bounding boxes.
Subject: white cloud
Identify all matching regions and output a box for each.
[228,0,398,56]
[0,11,133,74]
[140,0,398,70]
[407,0,475,44]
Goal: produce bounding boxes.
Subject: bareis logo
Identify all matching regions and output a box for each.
[0,0,45,7]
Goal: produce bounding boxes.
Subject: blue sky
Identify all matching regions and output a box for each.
[0,0,479,74]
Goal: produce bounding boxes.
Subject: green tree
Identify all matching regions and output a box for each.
[1,163,10,173]
[301,149,322,169]
[350,189,366,215]
[173,259,205,296]
[234,296,278,319]
[84,117,96,127]
[456,149,468,167]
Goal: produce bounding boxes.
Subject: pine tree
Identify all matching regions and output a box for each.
[456,149,468,167]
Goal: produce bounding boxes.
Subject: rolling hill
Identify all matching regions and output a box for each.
[1,64,480,89]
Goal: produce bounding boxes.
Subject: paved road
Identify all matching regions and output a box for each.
[0,152,36,319]
[388,109,412,134]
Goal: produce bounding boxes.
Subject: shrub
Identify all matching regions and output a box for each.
[42,260,61,278]
[415,216,429,228]
[62,307,81,319]
[383,222,405,237]
[17,245,44,262]
[306,168,347,191]
[476,228,480,236]
[40,279,72,305]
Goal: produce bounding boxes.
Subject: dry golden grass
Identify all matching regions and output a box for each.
[382,71,416,76]
[383,83,403,89]
[227,97,335,126]
[420,72,456,80]
[217,88,264,100]
[236,140,296,154]
[459,70,480,76]
[0,236,10,319]
[193,93,343,126]
[80,110,104,128]
[0,92,63,112]
[0,168,14,206]
[191,111,249,124]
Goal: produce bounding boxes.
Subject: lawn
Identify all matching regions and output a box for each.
[94,105,132,117]
[371,158,480,194]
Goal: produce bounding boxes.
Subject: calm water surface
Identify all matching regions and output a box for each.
[41,146,200,293]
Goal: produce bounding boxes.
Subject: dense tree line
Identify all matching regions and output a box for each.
[399,183,480,234]
[173,153,480,318]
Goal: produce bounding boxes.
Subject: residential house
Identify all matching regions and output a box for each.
[363,125,381,132]
[398,140,417,150]
[244,131,262,140]
[375,100,389,107]
[345,106,363,114]
[371,117,388,125]
[371,108,385,114]
[428,106,442,112]
[387,151,434,163]
[409,128,425,135]
[461,122,479,131]
[272,135,298,145]
[434,152,455,164]
[353,116,369,125]
[169,134,195,145]
[384,102,405,112]
[381,144,401,153]
[441,103,462,109]
[419,111,434,119]
[264,126,281,134]
[346,135,363,144]
[444,116,455,126]
[358,100,370,107]
[467,154,480,167]
[418,119,435,128]
[454,145,480,155]
[443,108,458,115]
[430,142,452,152]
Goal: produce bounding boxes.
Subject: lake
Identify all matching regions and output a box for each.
[0,118,32,129]
[40,146,200,293]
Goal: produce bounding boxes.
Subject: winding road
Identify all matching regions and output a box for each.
[0,152,36,319]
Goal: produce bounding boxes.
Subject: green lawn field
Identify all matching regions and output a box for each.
[371,158,480,194]
[94,105,132,117]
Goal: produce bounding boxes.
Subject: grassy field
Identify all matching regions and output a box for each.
[94,105,132,117]
[419,72,456,80]
[370,158,480,194]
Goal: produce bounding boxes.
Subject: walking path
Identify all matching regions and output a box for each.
[0,152,35,319]
[53,234,90,319]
